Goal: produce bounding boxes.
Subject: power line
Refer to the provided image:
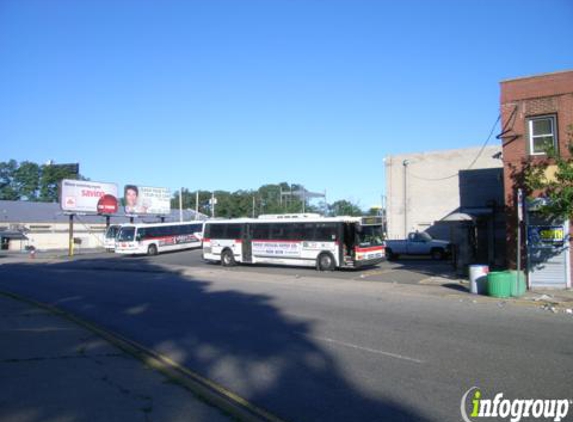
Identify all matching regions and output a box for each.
[407,114,501,182]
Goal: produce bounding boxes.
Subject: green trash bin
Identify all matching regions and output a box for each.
[508,270,527,297]
[487,271,512,298]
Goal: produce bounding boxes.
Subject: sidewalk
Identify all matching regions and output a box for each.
[0,294,231,422]
[410,275,573,308]
[0,248,104,261]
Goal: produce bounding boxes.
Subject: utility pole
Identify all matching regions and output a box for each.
[403,159,409,238]
[517,188,524,290]
[179,187,183,222]
[210,193,216,218]
[252,196,256,218]
[195,191,199,220]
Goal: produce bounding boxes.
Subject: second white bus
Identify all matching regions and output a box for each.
[104,224,122,252]
[203,214,385,270]
[115,222,204,255]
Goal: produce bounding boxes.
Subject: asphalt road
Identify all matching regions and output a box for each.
[0,255,571,422]
[41,247,459,285]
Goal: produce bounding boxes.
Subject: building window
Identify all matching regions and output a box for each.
[528,115,557,155]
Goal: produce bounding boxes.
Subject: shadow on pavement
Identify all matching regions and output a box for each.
[440,283,470,293]
[387,256,457,280]
[0,257,435,422]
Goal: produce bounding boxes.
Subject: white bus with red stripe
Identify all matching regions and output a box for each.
[202,214,384,270]
[104,224,122,252]
[115,222,204,256]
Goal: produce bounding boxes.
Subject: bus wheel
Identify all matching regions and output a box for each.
[147,244,158,256]
[317,253,335,271]
[221,249,236,267]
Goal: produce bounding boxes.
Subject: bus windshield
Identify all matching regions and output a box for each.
[357,225,384,247]
[117,227,135,242]
[105,225,120,239]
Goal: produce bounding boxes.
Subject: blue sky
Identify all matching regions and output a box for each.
[1,0,572,209]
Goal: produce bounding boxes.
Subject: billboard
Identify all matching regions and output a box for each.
[123,185,171,215]
[60,179,119,214]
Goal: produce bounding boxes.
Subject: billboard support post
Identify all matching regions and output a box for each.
[105,215,110,229]
[130,217,134,224]
[68,214,74,258]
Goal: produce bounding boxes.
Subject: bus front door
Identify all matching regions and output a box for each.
[242,225,252,263]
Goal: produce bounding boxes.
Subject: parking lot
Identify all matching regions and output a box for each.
[45,247,459,286]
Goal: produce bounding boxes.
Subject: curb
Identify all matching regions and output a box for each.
[0,289,288,422]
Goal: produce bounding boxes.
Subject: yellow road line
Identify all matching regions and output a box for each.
[0,289,288,422]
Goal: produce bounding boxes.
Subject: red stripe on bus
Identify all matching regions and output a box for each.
[252,239,302,243]
[141,235,198,242]
[355,246,384,253]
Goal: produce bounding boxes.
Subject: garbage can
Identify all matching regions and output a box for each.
[487,271,512,298]
[508,270,527,297]
[469,264,489,295]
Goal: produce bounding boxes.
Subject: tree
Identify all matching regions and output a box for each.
[14,161,41,200]
[1,160,86,202]
[525,124,573,220]
[328,200,364,217]
[171,183,367,218]
[39,164,84,202]
[170,189,213,216]
[0,160,18,200]
[172,182,318,218]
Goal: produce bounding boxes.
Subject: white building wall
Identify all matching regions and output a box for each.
[7,223,106,251]
[385,146,502,240]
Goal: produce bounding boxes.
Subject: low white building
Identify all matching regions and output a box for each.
[0,200,206,252]
[385,146,503,240]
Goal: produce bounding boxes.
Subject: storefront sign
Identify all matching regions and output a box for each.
[528,225,565,248]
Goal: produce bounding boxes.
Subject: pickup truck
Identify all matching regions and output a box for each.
[384,232,451,260]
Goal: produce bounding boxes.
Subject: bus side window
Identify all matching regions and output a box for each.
[209,224,223,239]
[270,223,288,240]
[302,223,316,241]
[226,224,242,240]
[315,223,337,241]
[136,228,146,241]
[287,223,302,240]
[253,224,270,239]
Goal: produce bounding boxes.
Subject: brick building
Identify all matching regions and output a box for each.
[500,70,573,289]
